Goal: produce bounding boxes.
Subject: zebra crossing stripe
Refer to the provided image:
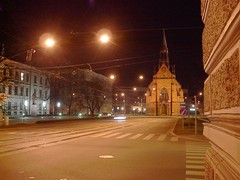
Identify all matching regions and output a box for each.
[102,133,121,138]
[91,131,113,138]
[157,134,167,141]
[116,133,132,139]
[129,133,143,139]
[186,156,205,160]
[170,137,178,142]
[186,160,204,164]
[186,165,204,170]
[186,152,206,156]
[143,134,155,140]
[186,171,205,176]
[185,142,210,180]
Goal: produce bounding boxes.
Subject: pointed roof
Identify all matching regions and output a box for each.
[161,29,168,48]
[158,29,169,69]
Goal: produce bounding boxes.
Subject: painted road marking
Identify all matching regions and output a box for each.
[116,133,132,139]
[91,131,113,138]
[102,133,121,138]
[157,134,167,141]
[185,141,210,180]
[143,134,155,140]
[170,137,178,142]
[129,133,143,139]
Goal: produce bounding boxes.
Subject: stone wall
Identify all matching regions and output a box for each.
[202,0,240,179]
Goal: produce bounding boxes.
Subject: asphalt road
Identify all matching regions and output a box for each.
[0,117,209,180]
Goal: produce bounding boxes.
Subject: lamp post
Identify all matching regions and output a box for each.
[194,92,203,135]
[121,93,126,115]
[194,95,197,135]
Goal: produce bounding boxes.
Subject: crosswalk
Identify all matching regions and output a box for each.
[185,141,210,180]
[90,131,180,142]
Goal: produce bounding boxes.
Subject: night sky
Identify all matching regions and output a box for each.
[0,0,207,96]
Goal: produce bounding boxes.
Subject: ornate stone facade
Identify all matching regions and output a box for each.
[204,77,211,113]
[202,0,240,179]
[211,50,240,110]
[202,0,239,66]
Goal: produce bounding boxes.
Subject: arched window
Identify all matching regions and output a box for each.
[159,88,169,102]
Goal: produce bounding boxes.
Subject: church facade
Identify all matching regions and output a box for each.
[145,30,184,116]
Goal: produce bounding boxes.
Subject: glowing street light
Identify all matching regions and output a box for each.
[45,38,55,47]
[100,34,110,43]
[97,28,111,44]
[110,74,115,80]
[139,75,144,80]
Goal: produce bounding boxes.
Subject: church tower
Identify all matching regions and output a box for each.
[145,29,184,116]
[159,29,170,69]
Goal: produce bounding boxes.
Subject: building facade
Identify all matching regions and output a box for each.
[146,30,184,116]
[46,68,113,116]
[0,58,50,117]
[201,0,240,179]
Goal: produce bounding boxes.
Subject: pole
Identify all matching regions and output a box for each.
[155,82,158,116]
[194,95,197,135]
[170,78,172,116]
[124,96,126,115]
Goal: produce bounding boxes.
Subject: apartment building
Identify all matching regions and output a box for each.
[0,58,50,117]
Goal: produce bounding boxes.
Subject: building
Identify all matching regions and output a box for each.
[201,0,240,179]
[44,67,113,117]
[0,58,50,117]
[113,86,147,115]
[145,30,184,116]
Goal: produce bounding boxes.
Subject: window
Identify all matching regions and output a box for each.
[15,71,19,80]
[8,85,12,95]
[40,77,42,85]
[20,102,23,110]
[34,76,37,83]
[39,90,42,98]
[20,87,24,96]
[14,86,18,95]
[26,88,29,97]
[26,74,29,82]
[39,103,42,111]
[8,102,11,110]
[159,88,169,103]
[45,91,48,99]
[20,72,24,81]
[14,102,17,110]
[0,85,5,93]
[45,78,48,86]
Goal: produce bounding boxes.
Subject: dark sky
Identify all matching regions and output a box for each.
[0,0,207,96]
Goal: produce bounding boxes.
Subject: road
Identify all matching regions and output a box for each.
[0,117,209,180]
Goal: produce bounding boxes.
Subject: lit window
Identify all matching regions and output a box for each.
[21,72,24,81]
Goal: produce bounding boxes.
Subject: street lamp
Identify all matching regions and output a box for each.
[121,93,126,115]
[110,74,115,80]
[97,28,111,44]
[45,38,55,47]
[100,34,110,43]
[139,75,144,80]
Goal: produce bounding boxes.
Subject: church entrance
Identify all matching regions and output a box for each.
[160,104,168,115]
[159,88,169,115]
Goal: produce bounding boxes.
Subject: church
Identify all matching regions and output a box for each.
[146,30,184,116]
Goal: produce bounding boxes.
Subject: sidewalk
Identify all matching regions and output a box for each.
[173,118,209,141]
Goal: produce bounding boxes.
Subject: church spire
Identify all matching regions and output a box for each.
[158,29,169,69]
